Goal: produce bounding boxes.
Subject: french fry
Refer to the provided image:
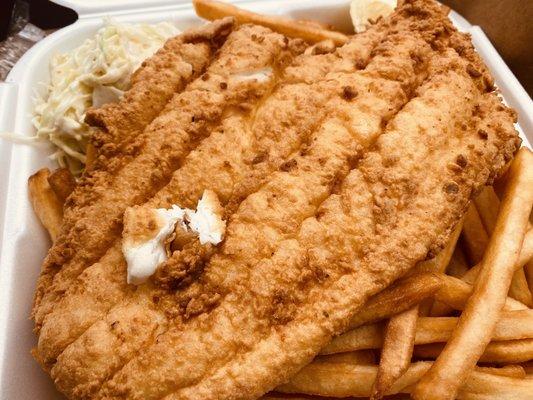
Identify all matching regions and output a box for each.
[478,339,533,364]
[431,227,533,316]
[524,258,533,295]
[429,246,470,317]
[495,173,533,293]
[47,167,76,204]
[277,361,423,397]
[463,228,533,299]
[522,361,533,375]
[314,350,376,365]
[28,168,64,242]
[372,306,419,399]
[276,361,533,398]
[474,365,526,379]
[474,187,500,234]
[460,204,489,265]
[418,223,464,314]
[429,300,455,317]
[321,323,383,354]
[415,310,533,344]
[193,0,349,45]
[509,267,533,307]
[322,310,533,353]
[347,272,442,329]
[432,245,469,316]
[414,339,533,364]
[473,187,533,306]
[413,148,533,400]
[462,229,533,284]
[458,369,533,399]
[262,394,321,400]
[435,273,528,311]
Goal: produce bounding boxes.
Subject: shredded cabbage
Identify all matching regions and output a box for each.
[30,19,180,175]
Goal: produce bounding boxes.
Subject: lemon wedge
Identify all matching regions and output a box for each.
[350,0,397,33]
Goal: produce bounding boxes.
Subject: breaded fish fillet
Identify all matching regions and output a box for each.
[33,22,302,328]
[32,19,234,320]
[36,9,431,376]
[33,1,520,399]
[36,23,396,370]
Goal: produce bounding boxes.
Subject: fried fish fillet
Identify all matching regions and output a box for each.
[37,8,431,377]
[36,20,398,369]
[32,19,235,322]
[33,1,520,399]
[33,21,303,329]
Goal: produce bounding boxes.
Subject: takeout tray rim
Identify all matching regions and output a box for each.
[0,1,531,399]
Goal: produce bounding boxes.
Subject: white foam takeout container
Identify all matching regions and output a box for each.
[0,0,532,398]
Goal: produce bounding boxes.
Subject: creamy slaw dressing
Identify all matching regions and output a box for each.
[31,19,180,175]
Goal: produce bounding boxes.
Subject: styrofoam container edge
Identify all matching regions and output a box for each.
[0,1,531,399]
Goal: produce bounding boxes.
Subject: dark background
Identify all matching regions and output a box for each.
[1,0,532,96]
[442,0,532,97]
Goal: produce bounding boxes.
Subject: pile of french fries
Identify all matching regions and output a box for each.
[27,1,533,398]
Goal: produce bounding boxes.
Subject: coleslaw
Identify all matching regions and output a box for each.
[31,19,180,175]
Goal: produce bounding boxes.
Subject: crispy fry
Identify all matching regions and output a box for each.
[418,223,463,313]
[321,323,383,354]
[474,187,500,234]
[413,148,533,400]
[474,365,526,379]
[431,239,469,317]
[347,272,442,329]
[509,267,533,307]
[495,173,533,292]
[371,306,418,399]
[415,310,533,344]
[322,310,533,353]
[314,350,376,365]
[478,339,533,364]
[524,258,533,296]
[277,361,425,397]
[522,361,533,375]
[193,0,349,45]
[262,394,321,400]
[28,168,64,242]
[414,339,533,364]
[435,273,528,311]
[429,300,455,317]
[277,361,533,398]
[458,369,533,399]
[462,229,533,284]
[47,167,76,204]
[473,186,533,306]
[464,229,533,300]
[460,203,489,265]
